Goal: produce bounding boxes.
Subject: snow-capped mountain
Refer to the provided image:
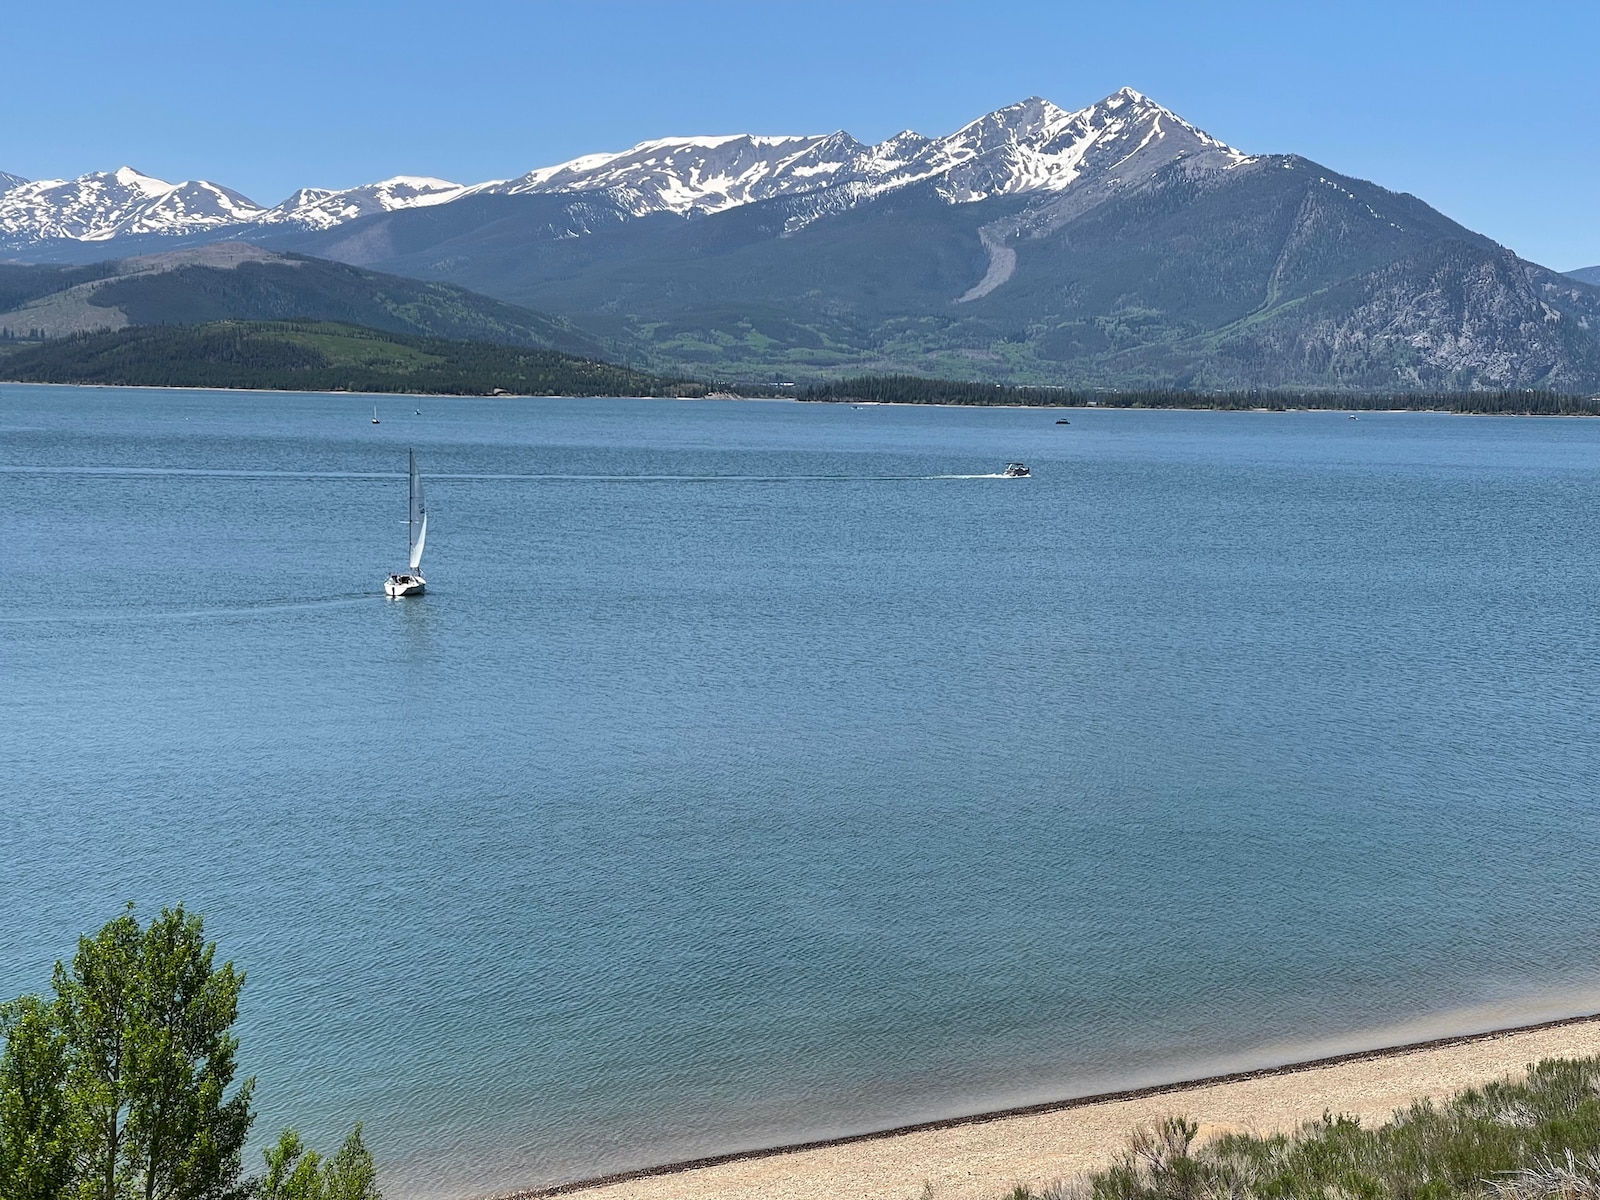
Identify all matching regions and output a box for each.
[485,88,1247,217]
[896,89,1248,203]
[0,89,1249,255]
[0,167,264,243]
[0,171,27,192]
[254,176,471,231]
[0,169,472,248]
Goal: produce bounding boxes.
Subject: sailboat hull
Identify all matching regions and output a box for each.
[384,574,426,598]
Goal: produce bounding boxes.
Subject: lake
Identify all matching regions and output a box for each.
[6,386,1600,1198]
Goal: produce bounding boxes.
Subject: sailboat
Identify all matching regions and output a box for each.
[371,406,380,425]
[384,449,428,597]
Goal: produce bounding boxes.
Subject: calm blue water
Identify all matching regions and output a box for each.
[7,386,1600,1197]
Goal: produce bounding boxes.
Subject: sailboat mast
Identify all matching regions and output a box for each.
[407,448,415,560]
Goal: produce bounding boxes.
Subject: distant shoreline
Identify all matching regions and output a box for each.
[4,379,1596,416]
[494,1010,1600,1200]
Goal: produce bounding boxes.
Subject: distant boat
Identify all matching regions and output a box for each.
[1055,418,1070,425]
[384,450,428,598]
[1003,462,1031,478]
[1349,414,1359,421]
[371,406,380,425]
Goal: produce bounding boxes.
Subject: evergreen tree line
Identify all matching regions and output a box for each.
[0,321,710,398]
[800,374,1600,414]
[0,905,378,1200]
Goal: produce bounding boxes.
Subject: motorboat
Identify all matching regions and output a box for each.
[384,449,428,598]
[1003,462,1031,478]
[1055,418,1070,425]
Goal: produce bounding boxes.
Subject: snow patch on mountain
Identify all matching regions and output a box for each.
[108,181,265,238]
[256,176,473,230]
[485,133,880,215]
[0,171,27,193]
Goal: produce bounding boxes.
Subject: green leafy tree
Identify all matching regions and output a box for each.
[56,905,144,1200]
[319,1126,380,1200]
[49,904,253,1200]
[261,1126,379,1200]
[2,905,371,1200]
[0,993,77,1200]
[260,1130,324,1200]
[124,907,253,1200]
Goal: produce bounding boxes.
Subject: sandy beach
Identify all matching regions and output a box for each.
[514,1015,1600,1200]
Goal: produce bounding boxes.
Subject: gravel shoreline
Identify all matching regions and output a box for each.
[497,1011,1600,1200]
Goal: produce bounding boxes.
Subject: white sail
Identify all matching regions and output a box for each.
[408,450,427,571]
[410,511,427,570]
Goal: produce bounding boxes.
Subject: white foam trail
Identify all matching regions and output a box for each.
[0,596,372,625]
[0,467,1027,483]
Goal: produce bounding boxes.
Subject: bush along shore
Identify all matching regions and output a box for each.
[0,904,378,1200]
[802,374,1600,414]
[1005,1056,1600,1200]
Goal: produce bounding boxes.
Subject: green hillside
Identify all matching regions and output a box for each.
[0,247,613,358]
[0,320,707,396]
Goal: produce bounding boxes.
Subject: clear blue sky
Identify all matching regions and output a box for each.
[6,0,1597,269]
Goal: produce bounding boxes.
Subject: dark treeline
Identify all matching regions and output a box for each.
[0,321,716,398]
[801,374,1600,415]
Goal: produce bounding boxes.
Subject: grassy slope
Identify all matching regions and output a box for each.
[0,320,708,396]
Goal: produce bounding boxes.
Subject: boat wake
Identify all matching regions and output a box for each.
[1,467,1023,484]
[0,595,373,625]
[434,472,1023,483]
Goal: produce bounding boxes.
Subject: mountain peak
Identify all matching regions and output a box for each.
[110,166,174,196]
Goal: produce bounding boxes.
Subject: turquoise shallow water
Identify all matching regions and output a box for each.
[6,386,1600,1197]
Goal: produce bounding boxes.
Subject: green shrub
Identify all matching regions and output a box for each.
[1011,1057,1600,1200]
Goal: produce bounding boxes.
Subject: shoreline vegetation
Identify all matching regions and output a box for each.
[798,374,1600,415]
[4,323,1600,415]
[513,1016,1600,1200]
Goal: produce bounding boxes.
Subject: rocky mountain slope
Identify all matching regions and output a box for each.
[264,126,1600,391]
[0,244,603,355]
[1569,266,1600,287]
